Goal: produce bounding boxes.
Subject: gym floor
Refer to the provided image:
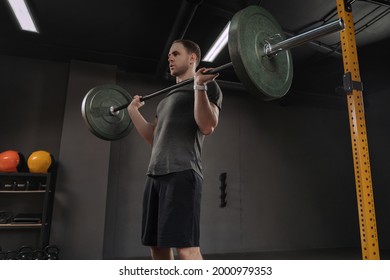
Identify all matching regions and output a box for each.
[204,248,390,260]
[125,248,390,260]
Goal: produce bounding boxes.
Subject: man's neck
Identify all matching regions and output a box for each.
[176,69,195,83]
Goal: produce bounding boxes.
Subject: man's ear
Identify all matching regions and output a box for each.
[190,53,197,65]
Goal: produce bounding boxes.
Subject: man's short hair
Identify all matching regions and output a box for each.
[173,39,201,66]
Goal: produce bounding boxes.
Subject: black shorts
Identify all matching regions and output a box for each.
[141,169,203,248]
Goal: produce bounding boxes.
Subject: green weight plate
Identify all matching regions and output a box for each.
[228,5,293,100]
[81,85,133,141]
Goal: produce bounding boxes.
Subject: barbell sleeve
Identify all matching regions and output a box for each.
[264,18,344,57]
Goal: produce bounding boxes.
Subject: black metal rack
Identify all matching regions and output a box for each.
[0,172,56,250]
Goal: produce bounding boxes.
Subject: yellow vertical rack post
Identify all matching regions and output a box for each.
[336,0,380,259]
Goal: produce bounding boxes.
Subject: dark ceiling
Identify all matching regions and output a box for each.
[1,0,390,91]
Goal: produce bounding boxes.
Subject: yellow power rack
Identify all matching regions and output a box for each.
[336,0,380,260]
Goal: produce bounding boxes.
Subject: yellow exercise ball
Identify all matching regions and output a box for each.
[27,150,52,173]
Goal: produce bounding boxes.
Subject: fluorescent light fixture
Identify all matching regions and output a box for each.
[7,0,39,33]
[202,21,230,62]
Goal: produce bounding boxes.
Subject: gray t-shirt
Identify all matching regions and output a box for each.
[147,81,223,178]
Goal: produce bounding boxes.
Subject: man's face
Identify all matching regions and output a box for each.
[168,42,194,77]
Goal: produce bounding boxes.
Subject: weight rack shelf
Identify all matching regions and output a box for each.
[0,171,57,249]
[0,223,43,228]
[0,190,46,194]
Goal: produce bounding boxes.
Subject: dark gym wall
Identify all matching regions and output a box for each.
[50,61,117,259]
[0,55,68,159]
[290,40,390,251]
[103,72,172,258]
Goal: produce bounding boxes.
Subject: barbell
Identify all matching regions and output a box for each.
[81,5,344,141]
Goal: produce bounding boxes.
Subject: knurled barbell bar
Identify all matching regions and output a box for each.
[81,5,344,141]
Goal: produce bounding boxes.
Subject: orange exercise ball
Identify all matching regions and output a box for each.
[0,150,24,172]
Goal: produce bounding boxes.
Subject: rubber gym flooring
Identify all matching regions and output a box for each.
[124,248,390,260]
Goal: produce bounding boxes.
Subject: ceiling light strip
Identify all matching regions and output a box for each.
[203,22,231,62]
[7,0,39,33]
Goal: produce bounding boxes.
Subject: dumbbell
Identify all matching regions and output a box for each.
[32,249,46,260]
[6,250,19,260]
[18,245,34,260]
[45,245,60,260]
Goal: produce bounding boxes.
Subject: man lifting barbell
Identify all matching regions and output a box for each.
[127,39,222,260]
[81,5,347,260]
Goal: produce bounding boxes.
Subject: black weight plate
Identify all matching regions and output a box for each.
[228,5,293,100]
[81,85,133,140]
